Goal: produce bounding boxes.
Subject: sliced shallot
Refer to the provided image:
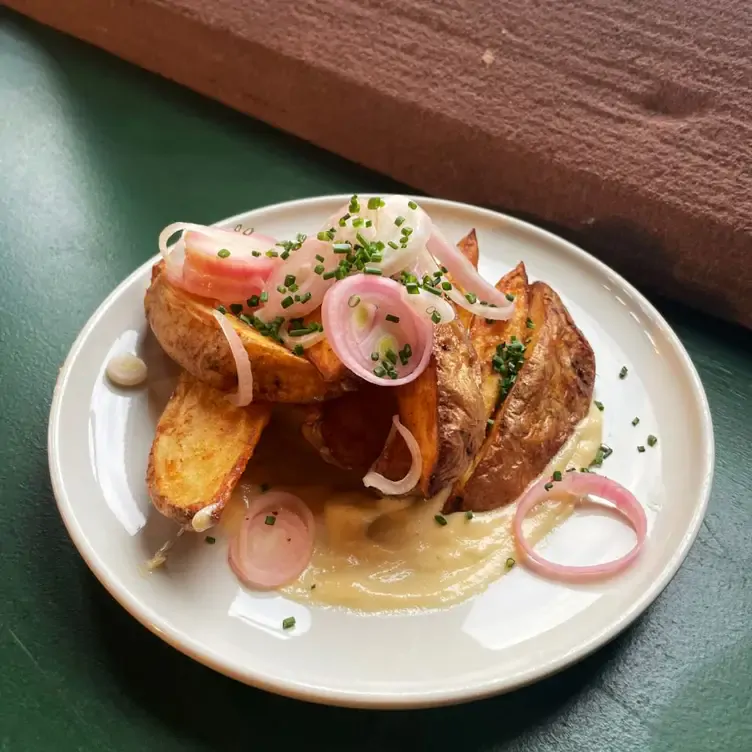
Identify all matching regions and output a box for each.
[426,227,514,320]
[278,320,327,350]
[228,492,315,589]
[212,310,254,406]
[322,274,433,386]
[363,416,423,496]
[513,472,647,581]
[159,222,279,303]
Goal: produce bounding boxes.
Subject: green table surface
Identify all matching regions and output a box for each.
[1,9,750,752]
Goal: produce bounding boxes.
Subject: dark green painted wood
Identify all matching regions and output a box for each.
[1,9,749,751]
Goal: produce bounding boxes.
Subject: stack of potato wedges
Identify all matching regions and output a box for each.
[144,231,595,527]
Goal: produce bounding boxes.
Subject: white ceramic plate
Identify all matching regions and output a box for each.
[48,196,714,708]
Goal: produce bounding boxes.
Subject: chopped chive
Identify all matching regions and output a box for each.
[364,267,382,275]
[280,250,290,260]
[401,226,413,237]
[205,536,216,544]
[216,305,227,315]
[405,283,420,294]
[647,435,658,447]
[322,270,337,280]
[247,295,260,307]
[385,314,400,323]
[217,248,231,258]
[288,284,299,293]
[441,281,452,291]
[505,557,516,569]
[434,514,448,526]
[333,243,351,253]
[637,445,646,453]
[526,317,535,329]
[385,349,398,364]
[407,200,418,210]
[387,240,399,250]
[423,285,441,296]
[317,231,331,241]
[348,295,361,308]
[371,351,380,361]
[487,418,495,427]
[351,217,364,228]
[276,285,287,294]
[314,264,325,275]
[229,303,243,316]
[552,470,563,482]
[619,366,628,379]
[264,515,276,526]
[465,292,478,304]
[282,617,296,630]
[394,216,405,227]
[260,291,269,303]
[293,344,304,356]
[431,310,442,324]
[595,400,604,411]
[544,482,554,491]
[373,365,387,378]
[632,417,640,426]
[288,328,311,337]
[284,274,296,287]
[281,296,294,309]
[465,511,474,520]
[505,293,515,302]
[301,292,312,304]
[368,196,385,210]
[265,250,279,258]
[252,250,261,257]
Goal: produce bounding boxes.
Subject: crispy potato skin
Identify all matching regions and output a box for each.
[147,372,271,525]
[144,264,344,403]
[371,320,485,496]
[470,262,530,420]
[445,282,595,513]
[301,385,397,473]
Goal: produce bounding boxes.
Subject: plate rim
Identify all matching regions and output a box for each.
[48,194,715,708]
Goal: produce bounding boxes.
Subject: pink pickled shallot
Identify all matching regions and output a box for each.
[159,222,279,303]
[212,310,254,406]
[363,416,423,496]
[322,275,433,386]
[257,237,336,321]
[229,492,315,589]
[427,227,514,321]
[513,472,647,581]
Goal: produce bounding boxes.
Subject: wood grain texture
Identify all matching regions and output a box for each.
[6,0,752,328]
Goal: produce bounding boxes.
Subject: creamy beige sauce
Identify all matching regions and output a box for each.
[222,402,603,613]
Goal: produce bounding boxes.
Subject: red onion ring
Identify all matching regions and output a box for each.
[427,227,514,319]
[322,275,433,386]
[212,310,254,406]
[228,492,315,590]
[363,416,422,496]
[513,472,647,582]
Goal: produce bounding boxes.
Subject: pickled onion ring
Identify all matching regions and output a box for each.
[322,275,433,386]
[212,310,254,406]
[228,492,314,590]
[427,227,514,318]
[513,472,647,581]
[257,237,336,321]
[363,416,422,496]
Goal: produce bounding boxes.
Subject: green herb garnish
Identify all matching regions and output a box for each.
[217,248,231,258]
[434,514,448,527]
[264,515,276,526]
[647,435,658,447]
[595,400,604,411]
[282,617,296,630]
[619,366,628,379]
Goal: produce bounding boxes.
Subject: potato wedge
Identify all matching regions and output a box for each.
[145,264,345,403]
[147,371,272,525]
[301,308,351,384]
[301,385,397,473]
[453,229,480,329]
[371,319,485,497]
[445,282,595,513]
[470,262,530,420]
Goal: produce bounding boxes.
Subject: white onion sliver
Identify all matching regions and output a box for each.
[363,416,422,496]
[212,310,254,406]
[403,287,456,325]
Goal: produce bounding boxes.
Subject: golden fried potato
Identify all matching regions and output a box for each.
[147,372,272,525]
[453,229,480,329]
[371,320,485,496]
[144,264,344,403]
[470,262,530,420]
[445,282,595,513]
[301,308,351,384]
[301,385,397,473]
